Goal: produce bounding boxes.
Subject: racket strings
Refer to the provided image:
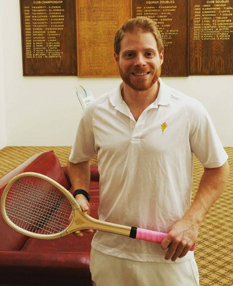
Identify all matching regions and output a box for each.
[5,177,72,235]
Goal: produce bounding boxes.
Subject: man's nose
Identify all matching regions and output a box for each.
[134,54,146,66]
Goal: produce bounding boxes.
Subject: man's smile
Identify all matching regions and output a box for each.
[131,71,151,76]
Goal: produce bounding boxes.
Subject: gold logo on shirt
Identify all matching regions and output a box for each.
[161,122,168,133]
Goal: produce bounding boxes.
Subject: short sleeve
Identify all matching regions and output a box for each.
[69,105,96,164]
[188,100,228,168]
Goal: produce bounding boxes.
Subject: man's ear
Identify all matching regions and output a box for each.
[114,52,119,64]
[160,51,164,65]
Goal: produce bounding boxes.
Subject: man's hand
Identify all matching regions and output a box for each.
[75,193,91,214]
[73,194,94,236]
[161,217,198,261]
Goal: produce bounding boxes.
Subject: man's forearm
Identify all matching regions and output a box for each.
[161,160,229,261]
[67,161,90,192]
[184,161,229,226]
[67,161,91,212]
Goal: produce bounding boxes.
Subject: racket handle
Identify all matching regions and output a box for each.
[135,228,167,243]
[131,227,195,251]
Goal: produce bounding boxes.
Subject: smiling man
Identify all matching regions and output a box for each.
[114,21,163,121]
[114,25,163,90]
[67,17,229,286]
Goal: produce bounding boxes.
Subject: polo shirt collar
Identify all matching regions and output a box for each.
[109,78,172,109]
[155,78,172,107]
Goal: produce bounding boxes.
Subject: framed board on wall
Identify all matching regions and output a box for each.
[76,0,131,77]
[19,0,233,76]
[189,0,233,75]
[132,0,189,77]
[20,0,77,76]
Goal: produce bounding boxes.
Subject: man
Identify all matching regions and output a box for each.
[67,17,229,286]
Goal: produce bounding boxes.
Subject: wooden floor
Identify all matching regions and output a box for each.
[0,146,232,286]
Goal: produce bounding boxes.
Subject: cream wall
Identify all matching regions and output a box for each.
[0,0,232,148]
[0,0,6,149]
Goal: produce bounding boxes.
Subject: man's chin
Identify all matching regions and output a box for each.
[119,69,161,91]
[128,78,159,91]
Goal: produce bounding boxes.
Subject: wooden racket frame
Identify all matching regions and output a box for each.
[1,172,195,251]
[1,172,131,240]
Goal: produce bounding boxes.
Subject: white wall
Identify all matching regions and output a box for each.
[0,0,6,149]
[1,0,233,147]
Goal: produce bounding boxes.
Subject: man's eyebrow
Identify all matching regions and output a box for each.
[122,49,134,54]
[122,48,156,53]
[144,48,156,52]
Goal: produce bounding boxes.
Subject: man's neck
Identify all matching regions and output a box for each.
[122,80,160,108]
[121,80,160,121]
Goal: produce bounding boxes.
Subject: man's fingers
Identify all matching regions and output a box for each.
[164,241,178,260]
[168,243,187,261]
[161,234,192,261]
[161,235,178,260]
[74,230,83,236]
[73,229,94,236]
[179,246,190,259]
[74,194,90,214]
[161,235,172,250]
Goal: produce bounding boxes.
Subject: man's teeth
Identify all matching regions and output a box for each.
[133,72,149,75]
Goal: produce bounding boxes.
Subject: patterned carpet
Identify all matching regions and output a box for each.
[0,146,232,286]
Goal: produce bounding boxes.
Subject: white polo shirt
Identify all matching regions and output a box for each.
[69,79,228,262]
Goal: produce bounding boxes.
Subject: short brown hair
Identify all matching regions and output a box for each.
[114,17,164,55]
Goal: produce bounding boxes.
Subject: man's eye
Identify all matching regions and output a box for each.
[124,53,134,58]
[145,52,154,57]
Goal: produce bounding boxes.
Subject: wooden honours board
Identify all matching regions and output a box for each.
[76,0,131,77]
[20,0,233,76]
[20,0,77,76]
[189,0,233,75]
[132,0,189,76]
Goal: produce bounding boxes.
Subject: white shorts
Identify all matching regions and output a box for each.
[90,248,199,286]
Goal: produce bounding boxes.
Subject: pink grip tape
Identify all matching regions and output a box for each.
[136,228,167,243]
[136,228,195,251]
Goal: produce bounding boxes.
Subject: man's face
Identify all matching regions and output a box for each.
[114,31,164,91]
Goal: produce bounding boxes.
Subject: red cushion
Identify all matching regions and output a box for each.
[0,151,70,192]
[0,151,70,251]
[22,150,70,189]
[90,165,99,181]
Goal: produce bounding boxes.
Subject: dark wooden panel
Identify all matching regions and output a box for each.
[132,0,189,76]
[20,0,77,76]
[189,0,233,75]
[76,0,131,77]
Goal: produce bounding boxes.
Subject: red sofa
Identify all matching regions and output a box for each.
[0,150,99,286]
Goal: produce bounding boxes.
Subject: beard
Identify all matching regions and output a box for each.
[118,66,162,91]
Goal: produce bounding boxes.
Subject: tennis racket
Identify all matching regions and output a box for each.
[1,172,194,250]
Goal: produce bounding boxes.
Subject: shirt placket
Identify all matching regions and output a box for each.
[131,115,146,142]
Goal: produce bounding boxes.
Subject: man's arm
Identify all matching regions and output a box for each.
[161,161,229,261]
[67,160,91,213]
